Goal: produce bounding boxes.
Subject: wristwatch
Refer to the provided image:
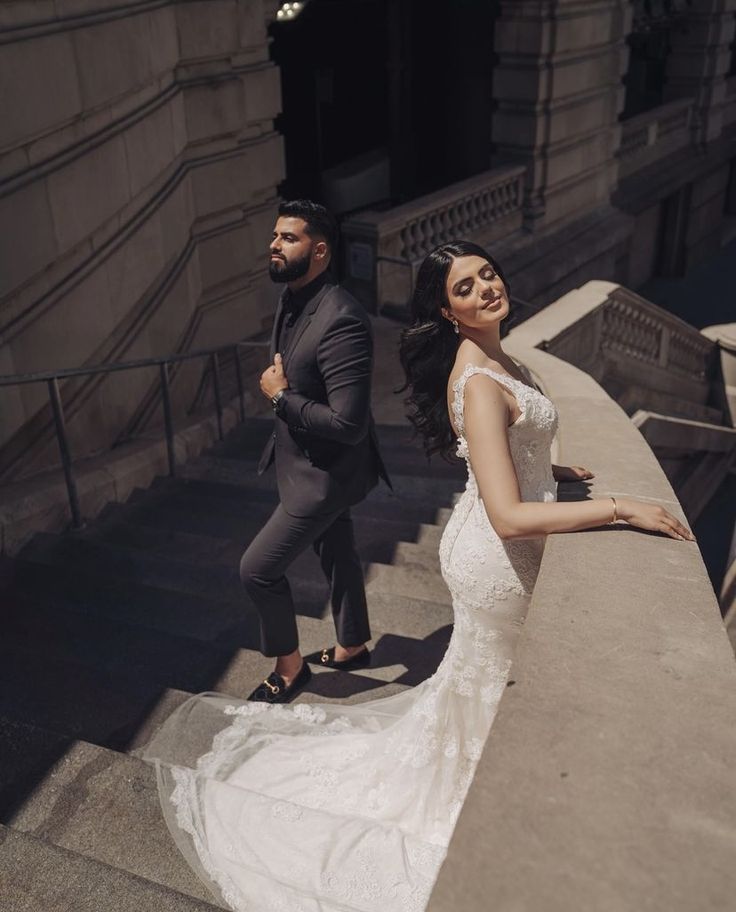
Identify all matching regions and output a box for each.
[270,389,285,411]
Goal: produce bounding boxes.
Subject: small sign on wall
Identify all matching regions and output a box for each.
[348,242,374,281]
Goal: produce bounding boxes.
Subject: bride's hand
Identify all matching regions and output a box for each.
[616,497,695,541]
[554,464,594,482]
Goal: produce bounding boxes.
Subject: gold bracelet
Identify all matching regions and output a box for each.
[610,496,618,523]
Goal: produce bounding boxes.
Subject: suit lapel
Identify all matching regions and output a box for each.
[282,281,332,368]
[270,289,287,362]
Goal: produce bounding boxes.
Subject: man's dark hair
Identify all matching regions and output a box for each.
[278,199,338,253]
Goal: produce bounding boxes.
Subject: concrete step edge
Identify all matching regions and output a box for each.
[0,823,224,912]
[2,733,219,906]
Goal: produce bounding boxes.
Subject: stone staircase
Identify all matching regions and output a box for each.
[0,416,464,911]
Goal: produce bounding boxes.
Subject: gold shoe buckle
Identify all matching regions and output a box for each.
[264,679,280,694]
[320,649,330,664]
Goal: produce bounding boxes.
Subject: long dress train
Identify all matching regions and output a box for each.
[138,364,558,911]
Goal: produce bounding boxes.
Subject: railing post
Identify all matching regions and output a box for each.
[159,361,176,477]
[211,352,224,440]
[234,345,246,422]
[47,377,83,529]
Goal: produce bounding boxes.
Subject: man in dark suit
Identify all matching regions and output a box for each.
[241,199,390,703]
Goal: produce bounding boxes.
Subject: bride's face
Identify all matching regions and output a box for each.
[442,255,508,332]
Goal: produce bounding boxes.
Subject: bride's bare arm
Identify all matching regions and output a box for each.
[462,375,693,542]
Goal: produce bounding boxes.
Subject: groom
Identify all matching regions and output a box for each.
[241,199,390,703]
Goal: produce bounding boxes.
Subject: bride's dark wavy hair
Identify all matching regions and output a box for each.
[398,241,511,461]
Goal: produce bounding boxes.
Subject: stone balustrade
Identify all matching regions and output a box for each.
[534,282,720,424]
[618,97,694,179]
[428,283,736,911]
[340,163,526,312]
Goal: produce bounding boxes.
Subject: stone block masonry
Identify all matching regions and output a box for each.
[0,0,285,481]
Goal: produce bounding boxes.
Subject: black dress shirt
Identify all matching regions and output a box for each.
[277,271,330,356]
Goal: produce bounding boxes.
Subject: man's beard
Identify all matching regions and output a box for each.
[269,251,311,283]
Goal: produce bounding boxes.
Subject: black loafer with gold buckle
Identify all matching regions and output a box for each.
[308,646,371,671]
[247,662,312,704]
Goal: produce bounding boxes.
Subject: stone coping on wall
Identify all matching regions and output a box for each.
[341,162,527,237]
[618,96,694,180]
[427,303,736,910]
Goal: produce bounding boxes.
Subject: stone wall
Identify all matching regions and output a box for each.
[0,0,284,480]
[492,0,630,231]
[686,162,732,266]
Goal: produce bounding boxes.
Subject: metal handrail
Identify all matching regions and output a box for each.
[1,339,270,529]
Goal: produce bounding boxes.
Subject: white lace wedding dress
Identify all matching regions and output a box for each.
[139,365,558,912]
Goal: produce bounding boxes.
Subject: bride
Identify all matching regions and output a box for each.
[139,241,692,912]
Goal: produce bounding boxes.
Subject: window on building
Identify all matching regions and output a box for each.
[622,0,692,119]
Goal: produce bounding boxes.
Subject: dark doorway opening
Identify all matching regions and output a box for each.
[655,185,691,278]
[621,1,693,120]
[269,0,497,214]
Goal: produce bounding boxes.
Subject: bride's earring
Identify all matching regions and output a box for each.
[452,319,460,335]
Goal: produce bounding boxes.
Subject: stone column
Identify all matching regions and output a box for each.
[665,0,736,146]
[492,0,632,231]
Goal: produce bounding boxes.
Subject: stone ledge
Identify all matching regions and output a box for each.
[632,410,736,454]
[427,299,736,911]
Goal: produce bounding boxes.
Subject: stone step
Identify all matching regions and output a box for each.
[0,613,444,785]
[0,636,189,751]
[0,716,74,821]
[222,417,457,473]
[0,407,464,909]
[1,581,448,904]
[2,583,450,708]
[3,592,262,693]
[366,560,449,605]
[213,445,465,481]
[1,555,261,644]
[178,454,463,506]
[2,544,452,654]
[0,824,223,912]
[99,489,449,554]
[131,477,454,528]
[92,512,443,571]
[214,418,423,459]
[1,647,445,908]
[17,531,292,605]
[19,529,452,618]
[390,538,445,572]
[167,414,464,482]
[1,725,216,906]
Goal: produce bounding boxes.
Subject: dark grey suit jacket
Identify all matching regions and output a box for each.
[258,277,390,517]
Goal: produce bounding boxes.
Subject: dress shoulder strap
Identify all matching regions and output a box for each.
[451,364,523,437]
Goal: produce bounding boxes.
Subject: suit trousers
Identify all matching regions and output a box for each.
[239,503,371,657]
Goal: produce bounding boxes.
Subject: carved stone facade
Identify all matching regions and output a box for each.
[492,0,629,231]
[2,0,736,482]
[343,0,736,310]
